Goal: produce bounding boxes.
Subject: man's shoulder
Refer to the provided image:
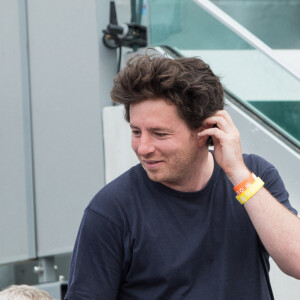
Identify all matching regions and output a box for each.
[103,163,143,192]
[242,153,275,176]
[87,163,144,215]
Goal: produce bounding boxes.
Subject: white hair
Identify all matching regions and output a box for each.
[0,285,55,300]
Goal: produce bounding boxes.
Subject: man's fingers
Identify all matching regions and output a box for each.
[213,110,235,126]
[198,125,239,145]
[202,116,229,132]
[202,110,238,135]
[198,127,223,140]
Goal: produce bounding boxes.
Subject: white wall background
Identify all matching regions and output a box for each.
[0,0,117,263]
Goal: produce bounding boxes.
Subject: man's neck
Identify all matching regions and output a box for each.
[184,150,214,192]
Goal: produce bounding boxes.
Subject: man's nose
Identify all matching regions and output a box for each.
[136,134,155,156]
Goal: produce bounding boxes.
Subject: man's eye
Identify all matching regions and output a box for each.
[132,130,141,136]
[155,132,167,137]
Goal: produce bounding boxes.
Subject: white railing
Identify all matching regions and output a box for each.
[193,0,300,81]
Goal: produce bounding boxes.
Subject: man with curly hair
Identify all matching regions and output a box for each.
[66,52,299,300]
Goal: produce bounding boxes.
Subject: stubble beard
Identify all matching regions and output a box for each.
[141,152,199,188]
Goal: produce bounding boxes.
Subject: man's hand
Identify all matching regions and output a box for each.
[198,110,250,185]
[198,111,300,279]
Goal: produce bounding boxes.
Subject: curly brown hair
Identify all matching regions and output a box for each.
[110,51,224,130]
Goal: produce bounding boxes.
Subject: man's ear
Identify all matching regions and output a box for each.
[197,127,209,147]
[198,135,209,147]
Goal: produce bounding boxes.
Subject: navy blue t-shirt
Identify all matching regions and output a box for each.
[65,154,297,300]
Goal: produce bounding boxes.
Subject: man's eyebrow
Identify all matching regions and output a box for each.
[150,127,170,131]
[130,124,171,132]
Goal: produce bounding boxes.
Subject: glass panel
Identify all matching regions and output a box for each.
[148,0,300,146]
[210,0,300,49]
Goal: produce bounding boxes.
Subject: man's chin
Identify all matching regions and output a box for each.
[145,170,163,183]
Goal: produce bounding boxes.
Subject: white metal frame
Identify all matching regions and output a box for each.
[193,0,300,81]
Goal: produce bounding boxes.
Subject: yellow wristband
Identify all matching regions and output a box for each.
[236,177,264,204]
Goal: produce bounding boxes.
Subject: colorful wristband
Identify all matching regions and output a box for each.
[236,177,264,204]
[233,172,256,195]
